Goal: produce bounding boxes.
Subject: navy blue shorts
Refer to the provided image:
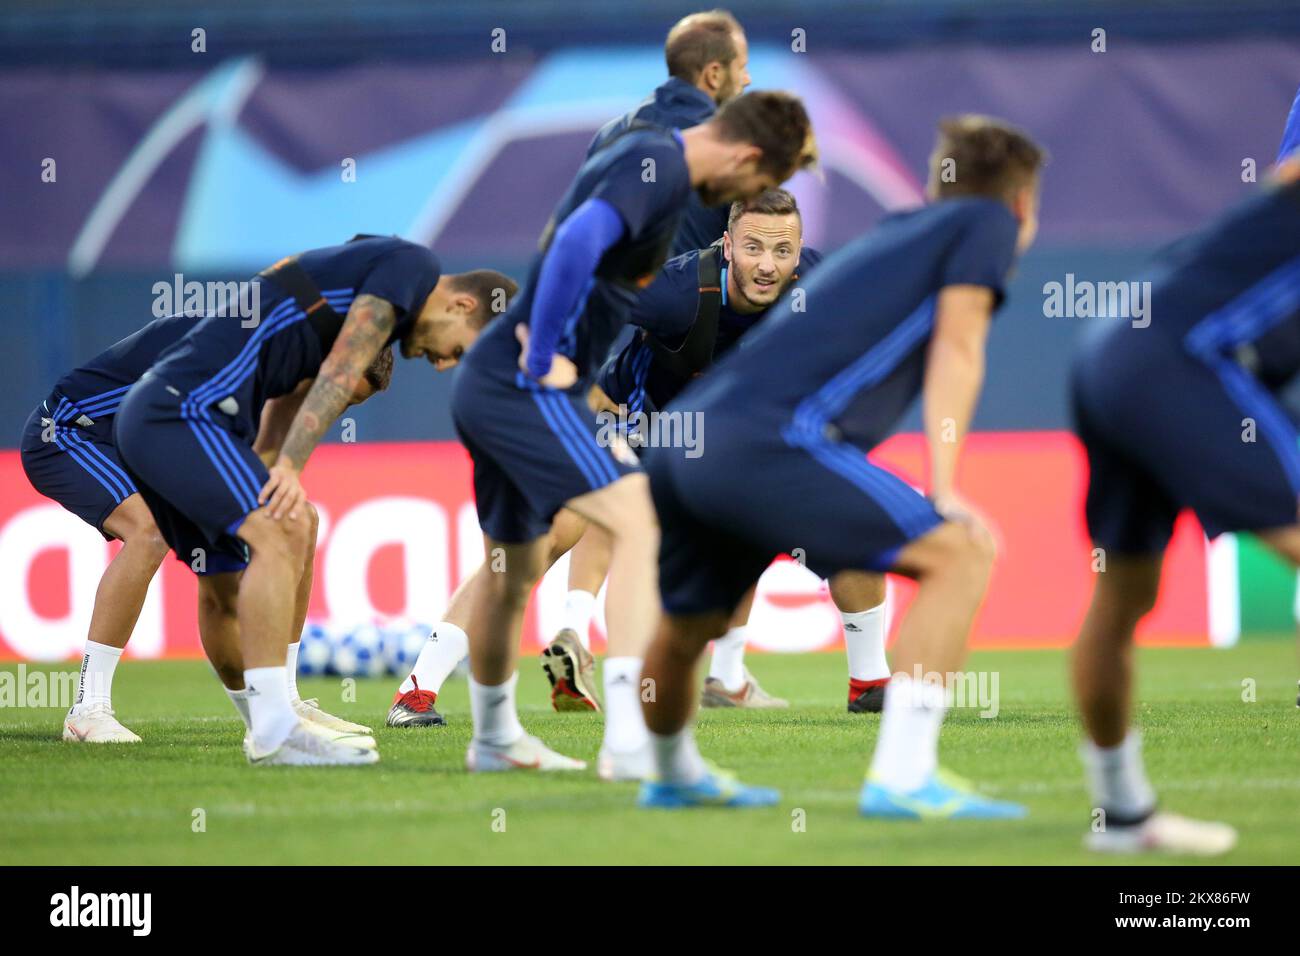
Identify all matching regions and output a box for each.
[451,362,640,543]
[113,373,258,574]
[19,397,137,539]
[645,412,943,615]
[1072,334,1300,555]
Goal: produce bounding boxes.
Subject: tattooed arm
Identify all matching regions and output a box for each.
[258,294,396,518]
[254,379,314,468]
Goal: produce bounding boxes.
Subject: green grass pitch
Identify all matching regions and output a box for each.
[2,644,1297,865]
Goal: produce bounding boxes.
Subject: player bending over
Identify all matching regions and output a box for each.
[448,91,816,780]
[637,116,1043,813]
[20,311,388,742]
[112,237,514,766]
[1067,162,1300,855]
[550,188,892,713]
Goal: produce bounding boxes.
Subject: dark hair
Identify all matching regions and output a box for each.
[451,270,520,329]
[664,10,742,83]
[727,187,801,232]
[363,345,394,393]
[927,115,1046,203]
[711,90,818,180]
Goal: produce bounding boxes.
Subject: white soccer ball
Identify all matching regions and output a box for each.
[332,622,387,679]
[382,621,430,676]
[297,622,334,676]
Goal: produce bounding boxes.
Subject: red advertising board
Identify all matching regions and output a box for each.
[0,432,1210,661]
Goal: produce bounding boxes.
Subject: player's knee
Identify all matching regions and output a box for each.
[240,512,310,565]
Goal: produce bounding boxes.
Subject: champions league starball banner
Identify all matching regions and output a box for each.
[0,434,1219,661]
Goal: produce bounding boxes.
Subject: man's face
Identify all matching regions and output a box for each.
[723,212,802,311]
[714,31,751,104]
[401,298,481,371]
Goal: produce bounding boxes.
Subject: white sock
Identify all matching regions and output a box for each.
[651,728,708,785]
[707,627,748,691]
[843,603,889,681]
[226,687,252,729]
[284,641,301,703]
[468,672,525,746]
[244,666,298,753]
[399,623,469,695]
[602,656,649,754]
[561,590,597,650]
[1081,732,1157,822]
[75,640,123,710]
[867,673,947,791]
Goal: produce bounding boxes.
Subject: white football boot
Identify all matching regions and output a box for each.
[1086,811,1237,856]
[597,742,654,782]
[245,721,379,766]
[466,733,587,772]
[63,703,142,744]
[294,697,372,735]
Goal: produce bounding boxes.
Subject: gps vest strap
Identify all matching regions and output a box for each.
[257,256,345,350]
[643,240,724,378]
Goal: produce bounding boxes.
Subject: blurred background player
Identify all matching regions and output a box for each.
[447,91,816,780]
[556,188,893,713]
[113,237,514,765]
[555,8,750,673]
[1067,161,1300,856]
[20,305,390,742]
[637,116,1043,813]
[589,8,750,259]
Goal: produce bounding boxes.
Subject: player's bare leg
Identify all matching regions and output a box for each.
[701,584,790,708]
[464,534,585,772]
[285,505,371,734]
[831,571,890,713]
[538,510,604,711]
[235,509,376,766]
[563,473,660,779]
[62,494,168,744]
[559,519,610,649]
[639,609,781,807]
[859,520,1024,819]
[1072,552,1235,854]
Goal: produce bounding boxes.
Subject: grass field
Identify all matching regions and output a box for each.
[2,644,1297,865]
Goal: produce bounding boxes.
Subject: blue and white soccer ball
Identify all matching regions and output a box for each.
[331,622,387,679]
[382,621,430,677]
[297,622,334,676]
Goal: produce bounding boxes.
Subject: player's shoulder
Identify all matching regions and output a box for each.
[798,245,825,272]
[595,124,685,169]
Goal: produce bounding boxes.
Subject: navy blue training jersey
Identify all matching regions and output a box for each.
[1087,178,1300,388]
[468,126,691,386]
[602,244,824,410]
[47,314,198,426]
[678,198,1021,449]
[150,237,440,432]
[589,77,725,257]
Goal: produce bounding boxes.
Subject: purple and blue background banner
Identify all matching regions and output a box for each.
[2,30,1299,443]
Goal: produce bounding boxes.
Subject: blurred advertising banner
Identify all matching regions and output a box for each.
[0,433,1223,662]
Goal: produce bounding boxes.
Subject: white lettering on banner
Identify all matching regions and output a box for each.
[323,497,449,627]
[0,505,163,661]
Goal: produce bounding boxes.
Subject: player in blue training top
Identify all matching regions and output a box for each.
[20,316,392,745]
[111,236,516,767]
[547,188,895,718]
[1067,161,1300,856]
[449,90,816,779]
[637,116,1044,814]
[590,9,750,257]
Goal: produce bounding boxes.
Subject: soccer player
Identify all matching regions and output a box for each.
[1067,162,1300,855]
[447,91,816,779]
[19,311,391,742]
[589,9,750,258]
[552,188,892,713]
[637,116,1043,813]
[113,237,515,765]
